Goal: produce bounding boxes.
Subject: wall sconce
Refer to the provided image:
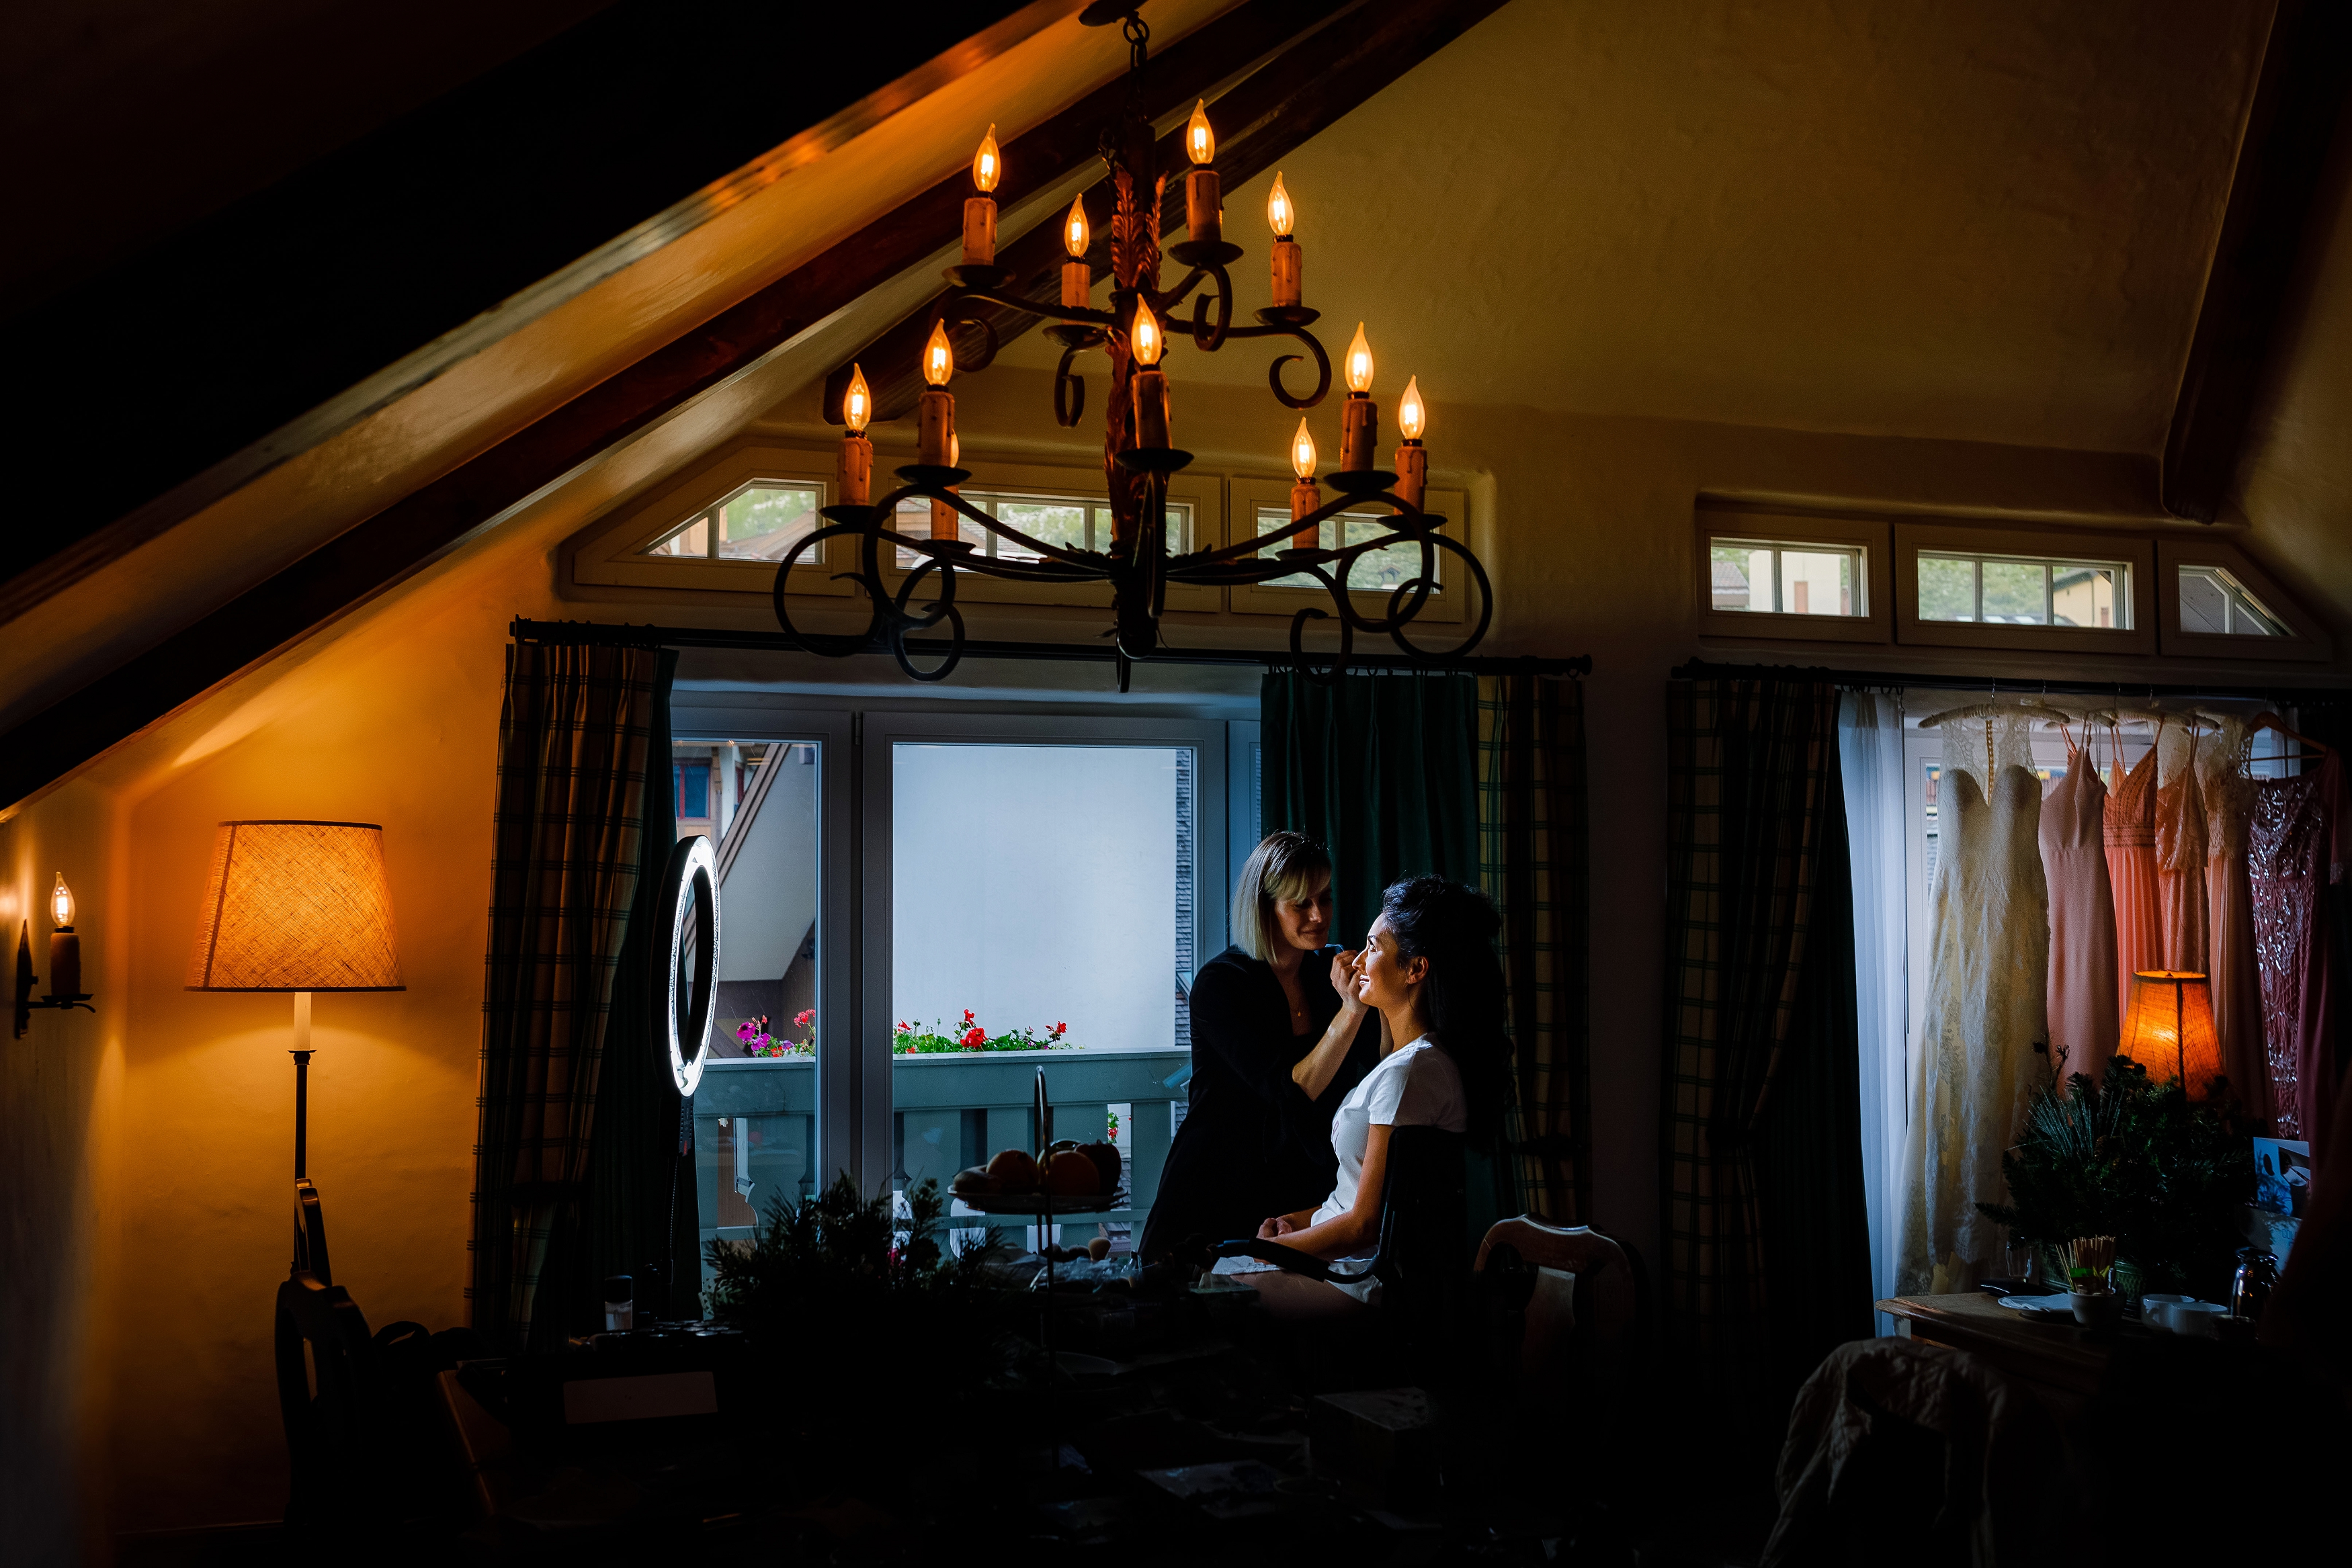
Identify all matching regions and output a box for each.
[13,873,97,1039]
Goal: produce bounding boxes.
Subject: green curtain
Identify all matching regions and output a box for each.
[1475,672,1591,1225]
[1661,675,1863,1409]
[1260,668,1513,1232]
[471,641,676,1352]
[1260,670,1479,945]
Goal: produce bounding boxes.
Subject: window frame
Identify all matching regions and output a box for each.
[1892,522,2155,656]
[2156,537,2331,662]
[1694,509,1892,644]
[1228,476,1471,623]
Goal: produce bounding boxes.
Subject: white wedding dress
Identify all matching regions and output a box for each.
[1896,711,2050,1295]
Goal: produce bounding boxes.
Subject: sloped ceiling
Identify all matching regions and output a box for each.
[1003,0,2274,453]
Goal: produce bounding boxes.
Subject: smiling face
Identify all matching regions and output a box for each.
[1272,874,1333,953]
[1352,914,1428,1012]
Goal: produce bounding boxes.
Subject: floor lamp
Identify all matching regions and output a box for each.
[187,820,404,1277]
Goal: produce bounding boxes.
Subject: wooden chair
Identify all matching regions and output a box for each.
[274,1269,394,1524]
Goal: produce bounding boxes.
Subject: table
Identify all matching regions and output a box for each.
[1876,1292,2154,1411]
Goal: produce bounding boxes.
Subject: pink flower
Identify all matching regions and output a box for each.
[795,1009,815,1028]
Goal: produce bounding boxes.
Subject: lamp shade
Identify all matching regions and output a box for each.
[185,821,404,992]
[2117,969,2218,1095]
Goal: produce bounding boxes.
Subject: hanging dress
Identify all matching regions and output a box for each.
[2200,719,2267,1119]
[2251,750,2345,1147]
[2104,721,2164,1035]
[2040,722,2118,1082]
[1897,711,2049,1296]
[2154,722,2211,976]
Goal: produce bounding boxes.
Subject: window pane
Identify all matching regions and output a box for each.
[676,758,711,821]
[894,498,986,568]
[989,500,1087,561]
[1980,560,2046,623]
[1917,555,1975,621]
[716,484,821,562]
[1779,549,1856,616]
[1709,544,1757,610]
[643,516,711,558]
[2179,564,2285,636]
[1256,507,1429,593]
[2051,565,2118,628]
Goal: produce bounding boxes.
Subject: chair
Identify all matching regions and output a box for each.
[1210,1127,1468,1378]
[274,1270,395,1524]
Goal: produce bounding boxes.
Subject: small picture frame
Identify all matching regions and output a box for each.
[2253,1136,2312,1218]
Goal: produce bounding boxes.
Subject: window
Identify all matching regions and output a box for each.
[1708,538,1865,617]
[2177,564,2288,638]
[644,480,824,564]
[1253,505,1441,593]
[892,486,1193,568]
[1915,550,2129,628]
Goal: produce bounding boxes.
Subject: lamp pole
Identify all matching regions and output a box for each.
[291,990,312,1180]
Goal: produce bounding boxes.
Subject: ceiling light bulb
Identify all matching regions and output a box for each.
[972,124,1001,193]
[923,320,954,387]
[1345,322,1374,394]
[1267,173,1294,238]
[51,873,74,928]
[1064,195,1090,259]
[1398,376,1426,441]
[1186,99,1215,166]
[1291,419,1316,480]
[1132,298,1163,367]
[843,363,872,433]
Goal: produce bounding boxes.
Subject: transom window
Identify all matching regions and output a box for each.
[2178,564,2288,638]
[642,480,824,564]
[1253,507,1442,593]
[1708,537,1864,616]
[894,488,1193,568]
[1917,550,2130,629]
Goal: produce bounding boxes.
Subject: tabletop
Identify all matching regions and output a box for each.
[1874,1291,2150,1401]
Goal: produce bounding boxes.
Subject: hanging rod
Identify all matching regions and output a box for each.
[510,619,1593,677]
[1668,657,2352,705]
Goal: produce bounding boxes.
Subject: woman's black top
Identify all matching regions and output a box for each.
[1138,945,1378,1262]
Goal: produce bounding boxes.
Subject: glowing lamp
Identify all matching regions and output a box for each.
[2117,970,2222,1097]
[1064,195,1090,258]
[843,364,872,433]
[1186,99,1216,165]
[1267,173,1295,237]
[51,873,74,928]
[1398,377,1427,441]
[1345,322,1375,394]
[1291,419,1318,480]
[972,124,1001,193]
[1131,298,1163,366]
[923,320,955,386]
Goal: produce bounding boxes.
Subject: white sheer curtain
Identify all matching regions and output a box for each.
[1839,691,1908,1328]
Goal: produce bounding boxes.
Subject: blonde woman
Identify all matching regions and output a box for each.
[1139,832,1380,1262]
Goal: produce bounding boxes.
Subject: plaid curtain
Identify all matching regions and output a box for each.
[1661,677,1841,1394]
[471,642,672,1351]
[1476,673,1590,1224]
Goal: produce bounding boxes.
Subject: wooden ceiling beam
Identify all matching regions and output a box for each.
[0,0,1377,813]
[831,0,1511,426]
[2162,0,2352,522]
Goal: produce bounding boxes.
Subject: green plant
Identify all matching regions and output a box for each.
[892,1009,1073,1053]
[1976,1057,2253,1295]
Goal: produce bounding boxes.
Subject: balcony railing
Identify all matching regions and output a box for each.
[691,1048,1189,1276]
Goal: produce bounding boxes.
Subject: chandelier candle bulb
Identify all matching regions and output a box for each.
[1267,173,1302,306]
[964,124,1000,265]
[836,364,874,506]
[1290,417,1320,519]
[1394,376,1428,507]
[1183,100,1220,243]
[917,322,956,466]
[1340,394,1378,472]
[48,875,79,1000]
[1061,195,1091,308]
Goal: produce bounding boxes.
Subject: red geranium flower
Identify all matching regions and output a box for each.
[961,1026,987,1049]
[795,1009,815,1028]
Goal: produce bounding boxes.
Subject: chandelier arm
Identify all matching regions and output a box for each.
[945,309,1003,376]
[947,287,1118,331]
[1267,333,1334,409]
[771,519,890,658]
[890,551,961,634]
[1179,490,1435,571]
[889,599,966,683]
[905,484,1107,566]
[1152,267,1212,312]
[1374,533,1495,662]
[1286,590,1353,687]
[1052,345,1087,427]
[1182,263,1234,352]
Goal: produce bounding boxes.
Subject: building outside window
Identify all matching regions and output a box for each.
[1915,550,2130,627]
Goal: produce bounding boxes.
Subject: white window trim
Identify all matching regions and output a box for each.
[1892,521,2156,656]
[1694,509,1892,644]
[1227,476,1470,623]
[2156,537,2332,662]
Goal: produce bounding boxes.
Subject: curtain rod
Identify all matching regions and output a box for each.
[510,619,1593,677]
[1668,656,2352,705]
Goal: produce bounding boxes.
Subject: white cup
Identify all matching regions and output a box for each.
[2141,1293,2195,1330]
[2165,1300,2227,1338]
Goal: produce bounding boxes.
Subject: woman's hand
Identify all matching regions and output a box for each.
[1330,948,1366,1014]
[1255,1214,1298,1241]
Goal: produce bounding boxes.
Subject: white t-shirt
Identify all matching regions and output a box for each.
[1310,1038,1468,1231]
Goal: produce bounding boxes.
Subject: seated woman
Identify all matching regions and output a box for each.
[1230,874,1507,1305]
[1139,832,1379,1262]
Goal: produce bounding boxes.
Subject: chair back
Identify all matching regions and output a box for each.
[1474,1216,1652,1409]
[1368,1126,1468,1370]
[275,1270,393,1522]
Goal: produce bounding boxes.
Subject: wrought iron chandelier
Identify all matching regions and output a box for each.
[773,1,1493,683]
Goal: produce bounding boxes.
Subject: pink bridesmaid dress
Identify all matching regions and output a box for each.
[2041,724,2119,1080]
[2155,724,2210,976]
[2103,722,2164,1039]
[2201,720,2267,1120]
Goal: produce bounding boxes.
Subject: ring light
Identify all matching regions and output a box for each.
[655,834,720,1096]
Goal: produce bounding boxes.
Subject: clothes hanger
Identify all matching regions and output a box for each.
[2232,709,2330,759]
[1914,698,2070,728]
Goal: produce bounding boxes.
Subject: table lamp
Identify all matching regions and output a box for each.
[2117,969,2220,1098]
[185,820,403,1213]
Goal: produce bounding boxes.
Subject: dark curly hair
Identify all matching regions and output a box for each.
[1378,875,1511,1141]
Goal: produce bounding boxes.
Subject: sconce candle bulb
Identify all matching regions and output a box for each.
[51,873,74,929]
[837,363,874,506]
[1061,195,1091,308]
[1290,418,1320,521]
[1183,100,1221,245]
[963,124,1001,265]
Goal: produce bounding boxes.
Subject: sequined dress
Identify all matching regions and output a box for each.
[2250,752,2344,1143]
